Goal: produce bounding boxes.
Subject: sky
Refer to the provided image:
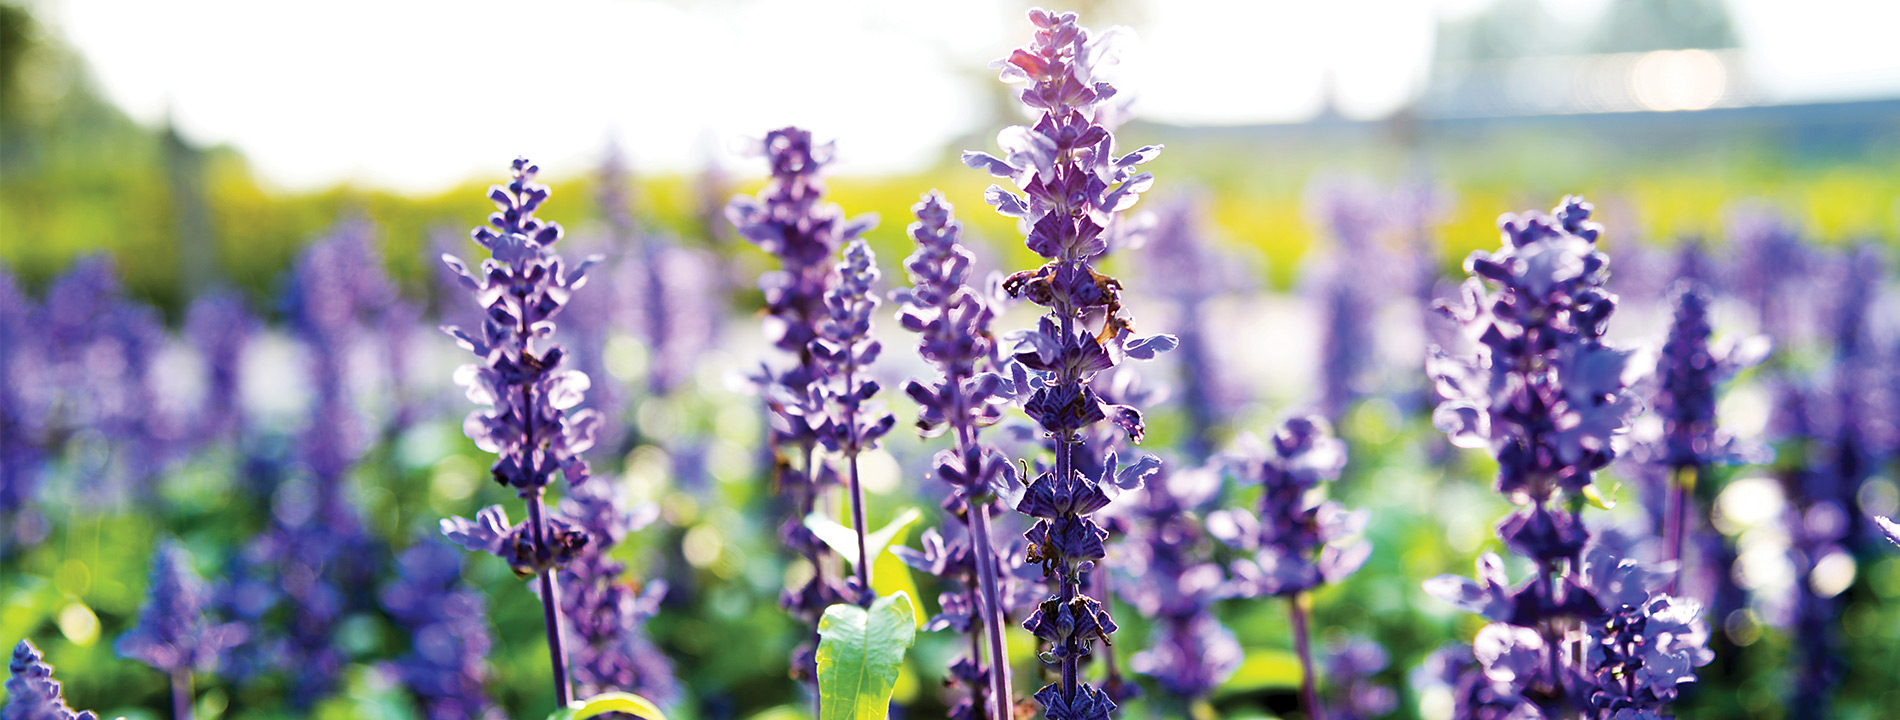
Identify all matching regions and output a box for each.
[36,0,1900,193]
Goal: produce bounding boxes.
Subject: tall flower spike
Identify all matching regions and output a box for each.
[118,540,247,679]
[1648,279,1768,586]
[967,10,1173,720]
[184,290,258,445]
[1210,416,1366,720]
[6,640,98,720]
[815,238,897,603]
[893,190,1021,718]
[727,126,876,678]
[1423,198,1711,718]
[380,538,506,720]
[1138,192,1240,463]
[1119,464,1240,704]
[438,157,602,706]
[557,478,678,704]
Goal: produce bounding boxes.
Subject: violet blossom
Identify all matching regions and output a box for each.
[726,126,875,678]
[557,477,678,704]
[893,190,1021,718]
[437,157,603,706]
[814,238,897,604]
[1423,197,1713,717]
[964,9,1173,719]
[5,640,97,720]
[1118,464,1239,705]
[1209,416,1365,719]
[183,290,258,445]
[1137,192,1239,463]
[380,538,506,720]
[0,266,47,554]
[117,539,247,720]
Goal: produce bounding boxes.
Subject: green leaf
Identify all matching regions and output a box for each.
[804,507,922,568]
[546,692,668,720]
[816,591,918,720]
[1216,648,1303,695]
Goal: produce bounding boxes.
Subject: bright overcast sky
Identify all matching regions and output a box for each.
[38,0,1900,193]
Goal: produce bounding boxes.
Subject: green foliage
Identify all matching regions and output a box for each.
[803,507,921,569]
[547,692,668,720]
[815,592,917,720]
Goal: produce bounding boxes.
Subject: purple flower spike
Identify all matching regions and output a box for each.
[1214,416,1366,598]
[1423,199,1711,717]
[557,478,678,704]
[439,157,602,706]
[0,267,47,554]
[728,126,877,677]
[894,190,1027,717]
[184,291,258,445]
[380,539,506,720]
[969,9,1175,719]
[1120,465,1240,702]
[118,540,248,676]
[5,640,98,720]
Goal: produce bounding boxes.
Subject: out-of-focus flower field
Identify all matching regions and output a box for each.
[4,3,1900,720]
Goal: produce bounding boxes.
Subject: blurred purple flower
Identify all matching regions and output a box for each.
[5,640,98,720]
[556,478,678,704]
[1322,637,1397,720]
[117,539,247,675]
[1212,416,1367,597]
[1137,192,1240,462]
[184,290,258,444]
[727,126,874,676]
[1118,465,1238,702]
[380,538,506,720]
[0,267,48,553]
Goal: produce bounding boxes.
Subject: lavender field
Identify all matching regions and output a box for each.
[4,2,1900,719]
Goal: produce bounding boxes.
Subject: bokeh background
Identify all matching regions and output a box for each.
[3,0,1899,718]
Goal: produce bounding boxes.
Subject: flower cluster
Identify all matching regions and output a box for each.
[815,238,897,601]
[6,640,97,720]
[437,157,603,705]
[894,191,1023,719]
[380,539,506,720]
[183,290,258,444]
[117,540,247,677]
[1118,465,1240,702]
[557,478,678,704]
[1137,193,1239,462]
[1425,198,1711,717]
[1214,415,1369,592]
[727,126,876,674]
[1307,177,1392,420]
[1653,281,1767,473]
[1428,197,1635,561]
[0,267,44,553]
[965,9,1172,719]
[438,158,602,571]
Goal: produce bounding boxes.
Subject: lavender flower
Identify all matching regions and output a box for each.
[1424,198,1713,717]
[1210,416,1365,719]
[1306,177,1391,420]
[964,9,1172,719]
[893,190,1021,718]
[815,238,897,603]
[0,267,47,554]
[118,540,247,677]
[1648,280,1768,580]
[1320,637,1397,720]
[1212,417,1368,598]
[437,157,603,706]
[1138,192,1239,462]
[5,640,97,720]
[727,126,875,676]
[1119,465,1239,704]
[557,478,678,704]
[380,538,506,720]
[184,290,257,444]
[1427,197,1634,559]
